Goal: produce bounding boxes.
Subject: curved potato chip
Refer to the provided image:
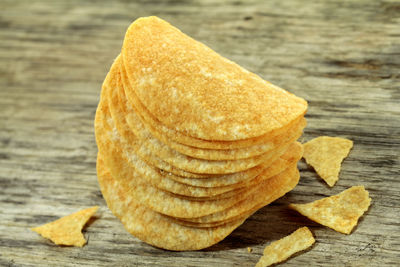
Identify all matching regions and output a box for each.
[121,17,307,142]
[105,57,305,175]
[97,156,246,251]
[114,59,305,161]
[169,165,300,227]
[114,65,306,161]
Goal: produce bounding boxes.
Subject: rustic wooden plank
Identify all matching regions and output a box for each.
[0,0,399,266]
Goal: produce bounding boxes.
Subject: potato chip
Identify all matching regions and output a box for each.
[121,63,304,150]
[96,91,299,200]
[289,186,371,234]
[121,17,307,143]
[114,67,306,161]
[99,82,303,196]
[97,156,246,251]
[94,16,308,250]
[31,206,99,247]
[255,227,315,267]
[105,58,305,175]
[114,64,305,161]
[247,247,252,253]
[122,61,304,149]
[168,167,300,228]
[96,94,302,220]
[303,136,353,187]
[173,165,300,226]
[104,76,300,184]
[97,138,297,219]
[165,140,303,188]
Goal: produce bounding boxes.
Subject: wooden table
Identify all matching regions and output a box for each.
[1,0,399,266]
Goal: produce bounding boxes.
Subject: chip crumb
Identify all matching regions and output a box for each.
[255,227,315,267]
[31,206,99,247]
[303,136,353,187]
[247,247,252,253]
[289,186,371,234]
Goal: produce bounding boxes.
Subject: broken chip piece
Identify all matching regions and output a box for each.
[255,227,315,267]
[289,186,371,234]
[31,206,99,247]
[303,136,353,187]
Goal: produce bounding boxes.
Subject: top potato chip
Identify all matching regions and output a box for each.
[303,136,353,187]
[122,16,307,142]
[255,227,315,267]
[31,206,99,247]
[289,186,371,234]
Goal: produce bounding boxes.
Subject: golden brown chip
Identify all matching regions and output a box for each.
[114,64,306,161]
[113,66,306,162]
[255,227,315,267]
[103,59,305,175]
[94,16,308,250]
[97,156,246,251]
[289,186,371,234]
[122,16,307,142]
[247,247,253,253]
[31,206,99,247]
[303,136,353,187]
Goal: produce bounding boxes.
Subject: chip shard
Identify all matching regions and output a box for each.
[303,136,353,187]
[255,227,315,267]
[31,206,99,247]
[289,186,371,234]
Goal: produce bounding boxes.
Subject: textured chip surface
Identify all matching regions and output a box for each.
[122,16,307,141]
[115,67,305,161]
[171,163,300,227]
[303,136,353,187]
[95,90,303,218]
[255,227,315,267]
[119,58,304,149]
[94,16,308,251]
[31,206,98,247]
[289,186,371,234]
[106,63,305,174]
[165,141,303,188]
[97,156,247,251]
[113,59,305,160]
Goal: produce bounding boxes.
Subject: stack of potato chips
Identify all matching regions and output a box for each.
[95,16,308,251]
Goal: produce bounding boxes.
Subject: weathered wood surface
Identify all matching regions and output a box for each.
[1,0,399,266]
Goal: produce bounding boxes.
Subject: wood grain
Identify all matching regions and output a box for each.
[1,0,399,266]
